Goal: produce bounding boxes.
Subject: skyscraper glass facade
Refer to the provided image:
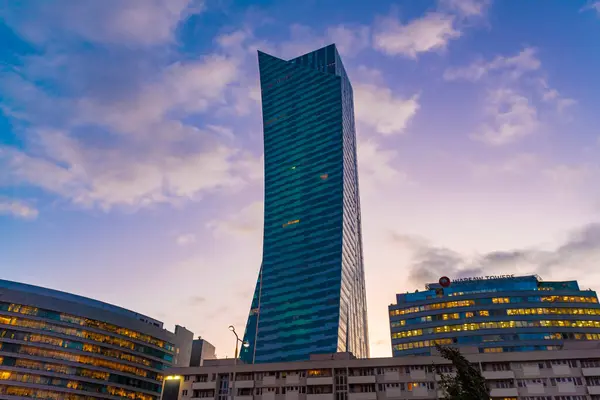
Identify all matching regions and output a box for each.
[240,44,369,364]
[389,275,600,356]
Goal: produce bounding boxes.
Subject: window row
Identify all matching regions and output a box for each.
[391,307,600,327]
[0,356,161,393]
[1,302,173,351]
[0,328,165,370]
[0,371,154,400]
[0,342,163,381]
[389,295,598,316]
[391,319,600,339]
[0,314,171,361]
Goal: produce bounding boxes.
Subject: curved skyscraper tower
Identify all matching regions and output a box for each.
[240,44,369,363]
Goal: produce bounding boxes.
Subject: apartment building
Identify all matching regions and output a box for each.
[161,342,600,400]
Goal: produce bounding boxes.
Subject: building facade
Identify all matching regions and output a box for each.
[389,275,600,357]
[0,279,194,400]
[241,44,369,364]
[162,343,600,400]
[190,338,217,367]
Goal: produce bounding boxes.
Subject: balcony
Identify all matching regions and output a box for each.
[521,365,540,377]
[349,392,377,400]
[233,381,255,389]
[307,377,333,385]
[285,374,301,385]
[384,387,402,398]
[525,383,546,395]
[583,367,600,376]
[348,376,376,384]
[383,371,400,382]
[262,376,277,386]
[482,370,515,380]
[409,370,427,380]
[234,396,253,400]
[285,393,299,400]
[261,392,275,400]
[552,365,571,376]
[490,388,519,397]
[588,386,600,395]
[409,387,430,397]
[557,382,577,393]
[307,394,334,400]
[192,381,216,390]
[434,372,455,381]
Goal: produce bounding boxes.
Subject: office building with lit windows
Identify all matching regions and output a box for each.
[240,44,369,364]
[0,279,194,400]
[389,275,600,357]
[162,344,600,400]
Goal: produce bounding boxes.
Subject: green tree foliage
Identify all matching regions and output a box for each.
[434,344,490,400]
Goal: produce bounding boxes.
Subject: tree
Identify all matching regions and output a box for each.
[433,344,490,400]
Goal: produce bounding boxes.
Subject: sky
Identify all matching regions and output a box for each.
[1,0,600,359]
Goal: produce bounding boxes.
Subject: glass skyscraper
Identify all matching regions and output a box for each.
[240,44,369,363]
[389,275,600,356]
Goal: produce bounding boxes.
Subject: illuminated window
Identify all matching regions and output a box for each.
[307,369,331,377]
[282,219,300,228]
[479,310,489,317]
[2,302,173,351]
[392,319,600,340]
[1,344,162,380]
[483,347,503,353]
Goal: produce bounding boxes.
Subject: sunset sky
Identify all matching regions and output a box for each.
[1,0,600,358]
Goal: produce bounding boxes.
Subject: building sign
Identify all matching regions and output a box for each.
[453,274,514,283]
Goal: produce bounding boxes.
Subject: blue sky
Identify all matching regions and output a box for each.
[1,0,600,357]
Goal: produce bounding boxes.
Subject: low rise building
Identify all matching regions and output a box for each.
[190,337,217,367]
[161,342,600,400]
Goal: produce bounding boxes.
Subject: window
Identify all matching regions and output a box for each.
[2,302,174,351]
[282,219,300,228]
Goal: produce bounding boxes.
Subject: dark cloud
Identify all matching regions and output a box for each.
[392,222,600,287]
[189,295,207,306]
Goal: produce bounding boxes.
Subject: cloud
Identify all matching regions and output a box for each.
[188,295,206,306]
[207,201,264,238]
[439,0,492,17]
[581,2,600,15]
[271,24,370,60]
[0,3,265,211]
[0,197,39,220]
[357,139,410,189]
[444,47,541,82]
[75,55,241,137]
[472,89,539,146]
[354,83,420,135]
[0,0,203,47]
[391,223,600,287]
[177,234,197,246]
[538,78,577,113]
[445,47,574,118]
[373,12,461,58]
[1,129,259,210]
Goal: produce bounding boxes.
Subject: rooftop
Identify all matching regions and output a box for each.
[0,279,160,325]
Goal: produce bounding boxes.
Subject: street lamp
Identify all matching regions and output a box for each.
[229,326,249,400]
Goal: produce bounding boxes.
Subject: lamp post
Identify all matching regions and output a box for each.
[228,326,249,400]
